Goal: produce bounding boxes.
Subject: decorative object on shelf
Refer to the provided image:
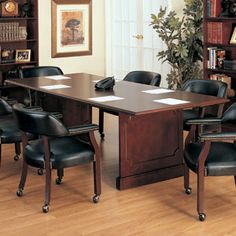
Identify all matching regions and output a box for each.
[15,49,31,62]
[230,27,236,44]
[229,0,236,16]
[1,48,15,63]
[51,0,92,58]
[21,0,32,17]
[0,0,19,17]
[220,0,231,16]
[150,0,203,89]
[19,26,27,40]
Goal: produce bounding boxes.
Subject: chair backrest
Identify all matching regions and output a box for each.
[123,71,161,86]
[19,66,63,78]
[0,98,13,115]
[12,103,68,137]
[182,79,227,98]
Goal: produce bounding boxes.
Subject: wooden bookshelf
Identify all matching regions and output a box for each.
[0,0,38,90]
[203,0,236,101]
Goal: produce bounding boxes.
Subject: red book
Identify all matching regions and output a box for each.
[212,0,221,17]
[216,22,232,44]
[211,22,218,44]
[207,22,213,43]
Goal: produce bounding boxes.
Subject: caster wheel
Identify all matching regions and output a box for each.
[16,189,23,197]
[14,154,20,161]
[199,213,206,221]
[100,133,105,140]
[55,178,62,185]
[42,204,49,213]
[185,187,192,195]
[38,168,44,175]
[93,195,100,203]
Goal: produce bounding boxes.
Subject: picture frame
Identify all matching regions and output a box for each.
[51,0,92,58]
[15,49,31,62]
[230,27,236,44]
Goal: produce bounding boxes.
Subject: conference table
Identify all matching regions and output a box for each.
[6,73,228,190]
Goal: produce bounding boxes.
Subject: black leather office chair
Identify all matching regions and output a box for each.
[0,98,22,164]
[182,79,227,132]
[183,103,236,221]
[99,71,161,138]
[18,66,63,107]
[13,103,101,213]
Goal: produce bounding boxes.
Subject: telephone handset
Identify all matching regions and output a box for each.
[95,76,115,90]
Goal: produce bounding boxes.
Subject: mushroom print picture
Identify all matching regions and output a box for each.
[51,0,92,58]
[61,11,84,45]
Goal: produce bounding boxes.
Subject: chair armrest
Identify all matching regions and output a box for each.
[68,124,99,136]
[200,132,236,141]
[27,106,43,111]
[185,118,222,125]
[50,112,63,120]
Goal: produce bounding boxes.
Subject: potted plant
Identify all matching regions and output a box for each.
[150,0,203,89]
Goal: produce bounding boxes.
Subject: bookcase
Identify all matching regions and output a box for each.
[203,0,236,100]
[0,0,38,97]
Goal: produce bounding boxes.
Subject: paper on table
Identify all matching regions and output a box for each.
[40,84,71,90]
[88,96,124,102]
[153,98,190,105]
[45,75,71,80]
[142,88,174,94]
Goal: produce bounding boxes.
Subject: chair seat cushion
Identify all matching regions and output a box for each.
[25,137,95,169]
[185,142,236,176]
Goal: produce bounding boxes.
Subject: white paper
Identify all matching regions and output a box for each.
[40,84,71,90]
[153,98,190,105]
[45,75,71,80]
[88,96,124,102]
[142,88,174,94]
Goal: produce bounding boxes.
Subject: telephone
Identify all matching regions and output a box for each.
[95,76,115,90]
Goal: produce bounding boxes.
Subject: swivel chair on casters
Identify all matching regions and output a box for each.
[184,103,236,221]
[13,103,101,213]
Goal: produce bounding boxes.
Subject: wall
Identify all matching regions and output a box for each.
[38,0,105,76]
[38,1,184,78]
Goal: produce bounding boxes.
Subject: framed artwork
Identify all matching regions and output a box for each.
[230,27,236,44]
[51,0,92,58]
[15,49,31,62]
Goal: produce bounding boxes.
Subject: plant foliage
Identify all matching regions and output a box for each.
[150,0,203,88]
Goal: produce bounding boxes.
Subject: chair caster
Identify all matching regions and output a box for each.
[37,168,44,175]
[199,213,206,221]
[42,204,49,213]
[185,187,192,195]
[55,178,62,185]
[16,188,23,197]
[14,154,20,161]
[93,195,100,203]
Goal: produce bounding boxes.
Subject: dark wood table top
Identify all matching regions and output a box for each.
[6,73,229,115]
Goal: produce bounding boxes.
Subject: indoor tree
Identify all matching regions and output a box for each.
[150,0,203,89]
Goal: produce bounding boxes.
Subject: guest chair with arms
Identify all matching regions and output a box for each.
[18,66,64,107]
[182,79,227,132]
[99,71,161,138]
[0,98,22,164]
[183,103,236,221]
[13,103,101,213]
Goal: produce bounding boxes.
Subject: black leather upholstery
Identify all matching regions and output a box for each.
[19,66,63,78]
[182,79,227,131]
[18,66,63,107]
[12,103,101,212]
[183,102,236,221]
[99,71,161,138]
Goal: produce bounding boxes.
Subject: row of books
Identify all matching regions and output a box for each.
[210,73,235,97]
[207,22,231,44]
[0,22,27,42]
[206,0,221,17]
[207,47,226,69]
